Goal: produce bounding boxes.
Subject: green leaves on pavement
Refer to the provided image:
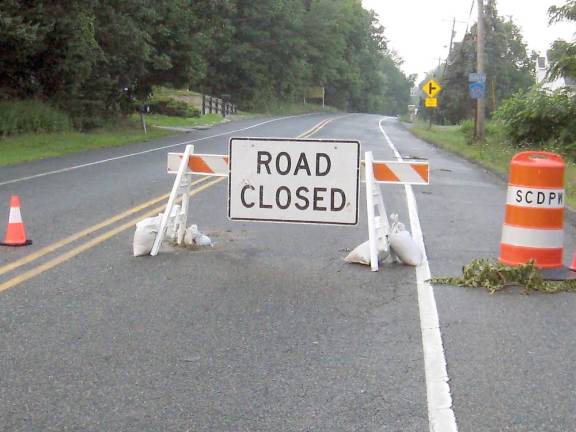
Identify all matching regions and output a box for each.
[430,259,576,294]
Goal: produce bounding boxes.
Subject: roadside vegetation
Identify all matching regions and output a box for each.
[411,119,576,208]
[1,0,414,165]
[413,0,576,207]
[1,0,412,128]
[134,113,224,129]
[0,88,226,166]
[0,122,173,167]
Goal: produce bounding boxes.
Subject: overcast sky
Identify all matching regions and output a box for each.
[361,0,575,80]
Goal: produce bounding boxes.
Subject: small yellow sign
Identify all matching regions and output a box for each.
[307,87,325,99]
[422,79,442,98]
[425,97,438,108]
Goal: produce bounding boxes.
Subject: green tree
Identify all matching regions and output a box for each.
[1,0,414,125]
[548,0,576,81]
[437,0,535,124]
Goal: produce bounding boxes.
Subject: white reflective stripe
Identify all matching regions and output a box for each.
[501,225,563,249]
[385,162,427,184]
[8,207,22,224]
[359,160,429,185]
[506,186,564,209]
[167,153,182,173]
[201,155,228,176]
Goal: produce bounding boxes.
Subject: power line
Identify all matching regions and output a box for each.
[444,0,477,69]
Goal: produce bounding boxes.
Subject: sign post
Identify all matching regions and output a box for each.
[228,138,360,225]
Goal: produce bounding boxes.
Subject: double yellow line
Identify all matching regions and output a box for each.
[0,116,339,293]
[297,117,334,138]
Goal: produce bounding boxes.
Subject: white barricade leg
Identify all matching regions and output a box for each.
[151,144,194,256]
[177,176,191,245]
[365,151,391,272]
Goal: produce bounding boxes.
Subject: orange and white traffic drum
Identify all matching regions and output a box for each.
[499,151,565,268]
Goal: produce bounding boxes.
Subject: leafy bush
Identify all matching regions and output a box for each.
[459,119,474,141]
[494,88,576,146]
[0,100,72,136]
[459,119,503,143]
[148,99,200,118]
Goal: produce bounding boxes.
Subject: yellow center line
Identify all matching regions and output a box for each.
[297,118,331,138]
[298,114,349,139]
[0,177,211,278]
[0,177,225,293]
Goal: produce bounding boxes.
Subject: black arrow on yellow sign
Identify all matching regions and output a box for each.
[422,79,442,97]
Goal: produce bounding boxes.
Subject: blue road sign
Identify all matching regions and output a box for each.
[469,81,485,99]
[468,72,486,83]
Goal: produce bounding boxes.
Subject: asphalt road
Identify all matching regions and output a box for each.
[1,113,575,432]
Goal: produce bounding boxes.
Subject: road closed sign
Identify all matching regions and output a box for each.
[228,137,360,225]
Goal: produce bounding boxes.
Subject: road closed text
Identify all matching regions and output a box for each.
[228,138,360,225]
[239,151,346,212]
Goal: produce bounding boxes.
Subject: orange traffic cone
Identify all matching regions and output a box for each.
[1,195,32,246]
[570,252,576,271]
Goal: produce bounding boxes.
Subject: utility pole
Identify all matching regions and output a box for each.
[441,18,457,79]
[448,17,456,58]
[475,0,486,141]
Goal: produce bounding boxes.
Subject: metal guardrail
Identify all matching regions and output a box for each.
[201,95,237,117]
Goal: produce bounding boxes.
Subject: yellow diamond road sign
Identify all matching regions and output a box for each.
[422,79,442,98]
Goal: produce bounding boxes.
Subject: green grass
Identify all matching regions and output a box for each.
[152,86,200,97]
[0,100,72,136]
[136,113,224,128]
[410,121,576,208]
[0,123,174,166]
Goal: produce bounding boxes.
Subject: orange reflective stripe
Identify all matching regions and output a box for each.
[504,206,564,229]
[499,244,563,269]
[508,152,564,188]
[189,155,215,174]
[372,163,400,182]
[412,164,430,183]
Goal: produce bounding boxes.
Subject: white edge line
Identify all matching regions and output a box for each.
[379,119,458,432]
[0,113,316,187]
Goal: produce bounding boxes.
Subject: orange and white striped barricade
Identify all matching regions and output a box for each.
[153,148,230,254]
[499,151,565,269]
[167,152,229,177]
[156,146,429,267]
[362,151,429,271]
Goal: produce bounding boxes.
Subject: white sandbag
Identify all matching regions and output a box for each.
[194,233,212,247]
[184,224,213,247]
[133,215,161,256]
[344,240,371,265]
[344,240,390,265]
[183,224,198,246]
[389,215,422,266]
